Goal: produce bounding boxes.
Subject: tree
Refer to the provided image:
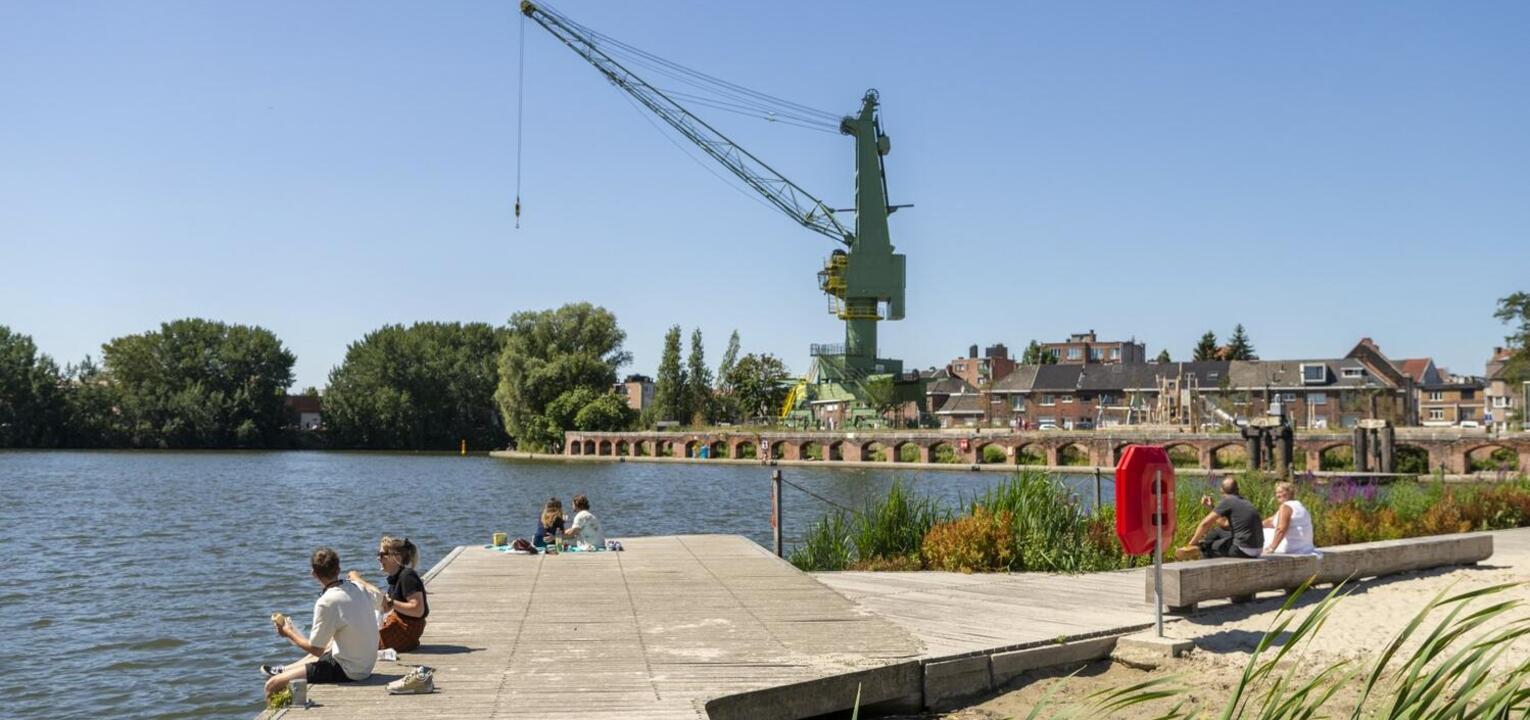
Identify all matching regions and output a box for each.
[1495,292,1530,384]
[1192,331,1220,361]
[1021,340,1056,365]
[573,391,637,431]
[324,322,506,450]
[0,325,68,447]
[494,303,630,452]
[1225,324,1257,360]
[1154,349,1172,363]
[716,330,741,391]
[61,355,122,447]
[101,319,295,448]
[726,353,791,421]
[685,329,713,425]
[651,326,688,425]
[862,375,903,427]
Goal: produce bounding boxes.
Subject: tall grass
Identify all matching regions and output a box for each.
[1029,580,1530,718]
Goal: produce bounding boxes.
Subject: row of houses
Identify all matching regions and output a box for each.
[927,337,1522,431]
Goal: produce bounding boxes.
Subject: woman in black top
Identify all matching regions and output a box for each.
[352,536,429,651]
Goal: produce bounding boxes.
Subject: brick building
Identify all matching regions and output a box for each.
[947,343,1015,389]
[1040,330,1146,365]
[616,374,655,412]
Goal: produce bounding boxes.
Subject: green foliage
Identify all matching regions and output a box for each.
[323,322,506,450]
[1154,348,1171,363]
[101,318,295,448]
[852,481,945,562]
[0,326,69,447]
[1016,446,1045,465]
[1193,330,1220,361]
[1394,445,1430,474]
[1022,339,1057,365]
[724,353,791,421]
[932,443,960,463]
[651,326,687,425]
[922,507,1015,572]
[788,509,854,571]
[1469,446,1519,472]
[898,443,921,462]
[1321,445,1355,471]
[685,328,712,425]
[1058,444,1090,466]
[982,445,1008,464]
[803,441,823,461]
[1225,323,1257,360]
[573,391,636,432]
[715,330,740,391]
[494,303,630,452]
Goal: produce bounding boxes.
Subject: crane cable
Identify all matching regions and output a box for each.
[515,10,525,228]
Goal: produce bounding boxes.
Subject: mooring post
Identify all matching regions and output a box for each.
[1093,468,1102,510]
[771,469,783,558]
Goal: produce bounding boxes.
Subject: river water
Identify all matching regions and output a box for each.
[4,451,1103,719]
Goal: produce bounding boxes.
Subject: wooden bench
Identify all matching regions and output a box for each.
[1145,533,1494,613]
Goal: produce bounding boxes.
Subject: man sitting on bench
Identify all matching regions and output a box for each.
[1176,477,1263,560]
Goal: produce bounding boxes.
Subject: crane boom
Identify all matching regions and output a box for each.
[520,1,852,246]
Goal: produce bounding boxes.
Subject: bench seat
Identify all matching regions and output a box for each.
[1145,533,1493,613]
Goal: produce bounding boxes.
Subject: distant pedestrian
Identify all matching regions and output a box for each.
[262,548,379,697]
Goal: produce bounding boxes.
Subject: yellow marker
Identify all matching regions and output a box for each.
[460,439,467,456]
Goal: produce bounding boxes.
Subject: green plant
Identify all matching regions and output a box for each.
[932,443,961,464]
[1017,447,1045,465]
[853,481,945,561]
[788,509,853,571]
[898,443,920,463]
[1167,446,1200,468]
[982,445,1008,464]
[266,687,293,711]
[1058,445,1090,466]
[921,507,1016,572]
[803,442,823,461]
[1321,445,1354,471]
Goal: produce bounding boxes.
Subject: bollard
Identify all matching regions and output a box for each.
[771,470,783,558]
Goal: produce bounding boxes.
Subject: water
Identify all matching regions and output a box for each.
[4,450,1099,719]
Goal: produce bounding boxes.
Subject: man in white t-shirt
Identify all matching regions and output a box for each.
[565,494,605,550]
[263,547,380,698]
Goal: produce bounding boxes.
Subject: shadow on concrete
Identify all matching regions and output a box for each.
[407,644,482,656]
[1179,563,1483,626]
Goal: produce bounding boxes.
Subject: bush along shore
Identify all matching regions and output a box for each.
[787,470,1530,573]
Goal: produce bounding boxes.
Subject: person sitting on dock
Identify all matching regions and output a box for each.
[1262,481,1317,555]
[532,497,566,550]
[563,494,605,550]
[262,547,379,697]
[348,536,429,652]
[1176,477,1263,560]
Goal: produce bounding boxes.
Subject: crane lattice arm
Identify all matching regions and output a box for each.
[520,1,853,246]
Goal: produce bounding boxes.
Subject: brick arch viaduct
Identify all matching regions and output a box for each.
[562,429,1530,474]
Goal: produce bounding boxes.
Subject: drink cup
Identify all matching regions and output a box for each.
[492,532,507,547]
[290,678,307,707]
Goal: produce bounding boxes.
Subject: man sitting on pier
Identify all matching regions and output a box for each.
[263,547,380,698]
[1176,477,1263,560]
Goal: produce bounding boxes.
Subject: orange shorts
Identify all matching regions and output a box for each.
[378,611,427,652]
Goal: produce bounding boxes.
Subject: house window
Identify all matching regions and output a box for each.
[1307,392,1327,406]
[955,362,965,372]
[1048,349,1060,361]
[1068,348,1082,360]
[1109,348,1120,359]
[1301,363,1327,384]
[1461,389,1475,400]
[1342,368,1364,378]
[1208,372,1219,380]
[1040,394,1055,406]
[1012,396,1025,411]
[1088,348,1102,361]
[1060,394,1074,403]
[1428,391,1444,401]
[1494,397,1510,408]
[1429,409,1445,421]
[1461,408,1476,420]
[1282,392,1298,402]
[1100,393,1116,405]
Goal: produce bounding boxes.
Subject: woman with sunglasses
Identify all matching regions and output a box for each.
[349,536,428,652]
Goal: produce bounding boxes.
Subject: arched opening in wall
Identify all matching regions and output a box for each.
[568,440,583,456]
[655,440,673,457]
[827,441,844,461]
[769,441,786,460]
[1467,445,1517,472]
[734,441,757,459]
[802,441,824,461]
[583,440,596,456]
[930,442,960,464]
[1165,444,1199,469]
[597,440,612,456]
[1113,444,1139,465]
[1015,444,1044,466]
[615,440,628,457]
[1058,443,1091,467]
[1319,444,1354,471]
[634,441,650,457]
[1394,445,1429,474]
[978,443,1007,464]
[894,441,919,463]
[708,440,728,459]
[862,442,887,462]
[683,440,700,458]
[1211,444,1247,470]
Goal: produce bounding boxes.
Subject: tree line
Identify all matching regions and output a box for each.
[0,302,795,452]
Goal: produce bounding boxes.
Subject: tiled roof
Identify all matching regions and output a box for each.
[936,394,987,415]
[990,365,1039,392]
[926,376,978,396]
[1396,358,1435,384]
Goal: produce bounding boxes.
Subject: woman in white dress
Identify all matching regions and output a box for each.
[1263,481,1317,555]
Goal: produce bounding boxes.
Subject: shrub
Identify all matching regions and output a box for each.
[736,443,756,459]
[1213,446,1248,469]
[788,510,853,571]
[803,442,823,461]
[982,445,1008,464]
[921,508,1016,573]
[1016,447,1044,465]
[932,443,960,464]
[1167,446,1200,468]
[1394,445,1430,474]
[1320,445,1353,471]
[853,481,944,562]
[898,444,920,463]
[1058,445,1090,466]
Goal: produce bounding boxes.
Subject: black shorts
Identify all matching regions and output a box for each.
[306,652,355,684]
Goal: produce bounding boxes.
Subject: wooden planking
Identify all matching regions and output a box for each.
[260,535,922,720]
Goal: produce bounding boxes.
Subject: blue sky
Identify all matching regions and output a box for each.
[3,1,1527,390]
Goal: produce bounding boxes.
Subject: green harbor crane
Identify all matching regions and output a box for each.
[521,1,913,424]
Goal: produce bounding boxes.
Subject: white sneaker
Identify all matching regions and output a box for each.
[259,664,284,677]
[387,666,434,695]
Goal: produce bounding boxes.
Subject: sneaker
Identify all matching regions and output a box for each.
[260,664,284,677]
[387,666,434,695]
[1174,546,1202,561]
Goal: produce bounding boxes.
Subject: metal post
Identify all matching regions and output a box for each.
[1093,468,1103,510]
[771,470,783,558]
[1153,468,1165,638]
